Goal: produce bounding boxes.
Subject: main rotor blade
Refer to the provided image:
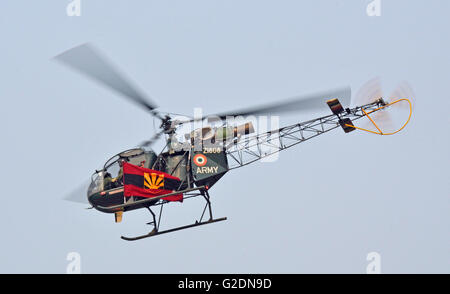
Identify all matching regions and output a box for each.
[217,86,351,119]
[139,129,165,148]
[54,43,162,119]
[180,86,351,124]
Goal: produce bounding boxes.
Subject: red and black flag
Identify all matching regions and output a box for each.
[122,162,183,202]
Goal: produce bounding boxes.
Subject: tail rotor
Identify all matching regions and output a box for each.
[352,77,414,134]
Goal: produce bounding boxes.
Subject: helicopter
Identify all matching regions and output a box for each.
[56,44,412,241]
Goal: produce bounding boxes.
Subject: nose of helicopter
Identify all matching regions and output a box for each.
[87,185,125,213]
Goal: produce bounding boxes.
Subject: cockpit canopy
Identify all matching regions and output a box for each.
[87,148,157,198]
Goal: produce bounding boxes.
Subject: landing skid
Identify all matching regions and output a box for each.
[121,217,227,241]
[120,188,226,241]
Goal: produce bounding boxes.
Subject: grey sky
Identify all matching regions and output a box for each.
[0,0,448,273]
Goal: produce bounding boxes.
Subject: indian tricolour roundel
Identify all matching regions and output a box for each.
[193,154,207,167]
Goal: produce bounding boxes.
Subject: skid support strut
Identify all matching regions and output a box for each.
[121,188,226,241]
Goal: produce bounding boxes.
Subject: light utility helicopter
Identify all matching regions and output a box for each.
[57,44,412,240]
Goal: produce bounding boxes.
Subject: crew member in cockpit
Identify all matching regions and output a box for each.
[111,159,126,186]
[103,172,114,190]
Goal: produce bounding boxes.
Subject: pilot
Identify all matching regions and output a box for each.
[103,172,114,190]
[111,159,126,187]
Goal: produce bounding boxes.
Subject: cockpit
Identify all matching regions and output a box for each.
[87,148,157,200]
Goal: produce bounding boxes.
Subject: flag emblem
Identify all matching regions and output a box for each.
[123,162,183,202]
[144,172,164,190]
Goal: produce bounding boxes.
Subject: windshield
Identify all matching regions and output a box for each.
[87,170,105,197]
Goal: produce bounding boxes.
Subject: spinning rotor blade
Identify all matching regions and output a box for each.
[352,77,390,130]
[353,77,415,107]
[214,86,351,119]
[139,129,164,148]
[54,43,162,119]
[63,181,90,204]
[180,86,351,124]
[388,81,415,109]
[353,77,414,133]
[353,77,383,106]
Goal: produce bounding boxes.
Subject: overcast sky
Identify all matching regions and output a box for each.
[0,0,448,273]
